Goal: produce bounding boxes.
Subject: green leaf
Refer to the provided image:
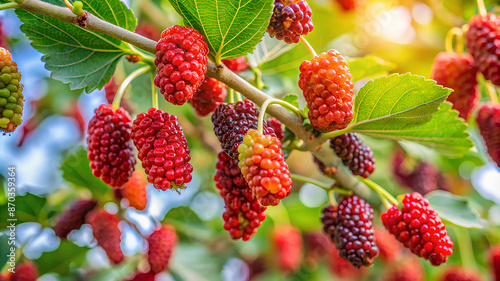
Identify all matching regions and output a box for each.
[16,0,137,92]
[162,207,212,241]
[347,56,396,82]
[247,33,297,68]
[60,146,111,196]
[167,0,273,62]
[35,241,89,276]
[350,73,472,157]
[170,244,224,281]
[281,94,299,109]
[15,193,48,224]
[425,190,483,229]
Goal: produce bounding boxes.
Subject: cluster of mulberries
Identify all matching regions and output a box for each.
[321,195,379,267]
[237,129,292,206]
[154,25,209,105]
[211,99,275,159]
[53,199,97,238]
[215,151,267,241]
[267,0,314,44]
[299,49,354,132]
[381,192,453,266]
[87,104,136,188]
[329,133,375,178]
[148,225,178,273]
[132,108,193,191]
[87,209,124,264]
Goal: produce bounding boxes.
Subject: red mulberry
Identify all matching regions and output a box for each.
[266,117,284,141]
[125,271,156,281]
[148,225,178,273]
[381,192,453,266]
[189,77,227,117]
[267,0,314,44]
[321,195,379,267]
[53,199,97,239]
[374,226,402,262]
[299,49,354,132]
[211,99,275,160]
[329,133,375,178]
[440,266,482,281]
[222,56,249,72]
[215,151,266,241]
[131,108,193,191]
[476,103,500,167]
[9,261,38,281]
[382,255,423,281]
[430,52,479,120]
[154,25,209,105]
[87,104,136,188]
[273,225,303,272]
[0,47,23,133]
[490,245,500,281]
[237,129,292,206]
[87,209,123,264]
[465,13,500,86]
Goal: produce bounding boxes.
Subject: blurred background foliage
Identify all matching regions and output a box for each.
[0,0,500,280]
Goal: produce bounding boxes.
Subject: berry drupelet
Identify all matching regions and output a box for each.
[267,0,314,44]
[215,151,267,241]
[381,192,453,266]
[87,104,136,188]
[329,133,375,178]
[154,25,209,105]
[299,49,354,132]
[131,108,193,191]
[321,195,379,268]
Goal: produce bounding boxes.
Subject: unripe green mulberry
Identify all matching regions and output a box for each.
[0,47,23,133]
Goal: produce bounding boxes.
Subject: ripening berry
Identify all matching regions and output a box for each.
[154,25,209,105]
[148,225,178,273]
[215,151,267,241]
[299,49,354,132]
[237,129,292,206]
[440,266,483,281]
[131,108,193,191]
[267,0,314,44]
[222,56,249,72]
[0,47,24,133]
[465,13,500,86]
[53,199,97,239]
[374,226,402,262]
[335,0,359,11]
[476,103,500,167]
[321,195,379,267]
[430,52,479,120]
[381,192,453,266]
[120,170,148,211]
[189,77,227,117]
[329,133,375,178]
[273,225,303,272]
[87,209,123,264]
[328,246,366,279]
[211,99,276,160]
[87,104,136,188]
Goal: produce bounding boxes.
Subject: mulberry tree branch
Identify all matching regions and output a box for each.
[13,0,377,204]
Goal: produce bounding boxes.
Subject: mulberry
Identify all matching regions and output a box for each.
[222,56,249,72]
[53,199,97,239]
[476,103,500,167]
[0,47,23,133]
[274,225,303,272]
[329,133,375,178]
[148,225,178,273]
[189,77,227,117]
[120,170,148,211]
[87,209,123,264]
[267,0,314,44]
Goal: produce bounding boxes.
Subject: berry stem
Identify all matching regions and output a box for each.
[300,36,317,58]
[227,88,235,103]
[321,126,352,140]
[453,227,478,270]
[486,80,499,104]
[476,0,487,16]
[236,91,243,102]
[64,0,72,10]
[126,43,155,65]
[290,173,331,190]
[361,178,399,209]
[0,1,20,10]
[151,71,159,109]
[445,27,464,54]
[250,64,265,90]
[257,98,302,134]
[112,65,151,110]
[327,189,338,206]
